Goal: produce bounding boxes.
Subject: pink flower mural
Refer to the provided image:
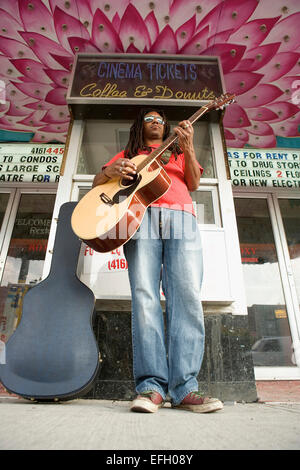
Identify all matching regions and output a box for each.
[0,0,299,147]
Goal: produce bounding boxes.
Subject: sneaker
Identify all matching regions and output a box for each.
[130,390,164,413]
[172,391,223,413]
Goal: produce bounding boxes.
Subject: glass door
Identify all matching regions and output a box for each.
[234,194,300,378]
[0,190,56,343]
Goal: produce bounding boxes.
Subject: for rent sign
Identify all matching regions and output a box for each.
[227,149,300,189]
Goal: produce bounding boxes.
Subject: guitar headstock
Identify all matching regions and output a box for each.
[207,93,236,110]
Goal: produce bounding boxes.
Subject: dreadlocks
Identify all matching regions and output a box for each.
[124,108,182,159]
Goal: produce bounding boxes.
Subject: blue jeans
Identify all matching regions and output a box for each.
[123,207,205,405]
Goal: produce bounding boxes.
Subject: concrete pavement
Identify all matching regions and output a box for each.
[0,397,300,451]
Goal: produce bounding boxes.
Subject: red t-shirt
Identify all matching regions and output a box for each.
[103,145,203,216]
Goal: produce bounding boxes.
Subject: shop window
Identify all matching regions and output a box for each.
[76,119,215,179]
[0,194,10,231]
[0,193,56,343]
[278,199,300,307]
[234,197,295,367]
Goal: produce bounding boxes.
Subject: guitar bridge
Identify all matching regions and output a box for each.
[100,193,114,206]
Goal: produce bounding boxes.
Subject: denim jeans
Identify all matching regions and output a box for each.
[123,207,205,405]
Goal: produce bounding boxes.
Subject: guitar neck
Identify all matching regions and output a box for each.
[136,104,210,172]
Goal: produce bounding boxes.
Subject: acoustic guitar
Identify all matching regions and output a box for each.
[71,93,235,253]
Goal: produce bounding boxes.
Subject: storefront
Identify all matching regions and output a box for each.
[1,53,299,401]
[228,148,300,380]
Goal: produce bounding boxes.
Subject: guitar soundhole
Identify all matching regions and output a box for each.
[121,173,139,187]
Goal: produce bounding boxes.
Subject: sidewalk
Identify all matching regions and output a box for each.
[0,397,300,450]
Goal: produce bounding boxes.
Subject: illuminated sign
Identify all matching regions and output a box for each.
[0,144,64,183]
[228,148,300,189]
[67,53,223,106]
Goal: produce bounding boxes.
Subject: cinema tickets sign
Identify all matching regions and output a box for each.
[67,53,224,108]
[227,148,300,189]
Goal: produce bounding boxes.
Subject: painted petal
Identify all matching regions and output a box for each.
[5,84,35,105]
[262,12,300,53]
[126,43,141,53]
[68,37,100,54]
[150,25,178,54]
[7,100,33,117]
[18,0,56,41]
[0,115,28,130]
[241,43,281,71]
[31,130,66,143]
[207,29,234,48]
[0,8,23,41]
[201,43,246,73]
[11,81,53,101]
[24,100,54,111]
[273,75,300,95]
[42,106,70,123]
[176,15,196,50]
[44,69,70,88]
[39,122,69,133]
[248,121,273,136]
[196,0,257,35]
[225,127,249,146]
[247,107,278,121]
[45,87,67,105]
[130,0,171,32]
[170,0,220,31]
[225,137,248,148]
[119,4,151,52]
[258,52,299,82]
[233,59,255,72]
[1,0,22,24]
[18,110,47,127]
[264,101,299,122]
[112,13,121,33]
[236,84,283,108]
[92,9,124,52]
[0,35,37,60]
[224,71,262,96]
[19,32,72,69]
[252,0,300,19]
[271,120,300,137]
[222,103,251,128]
[0,103,10,118]
[144,12,159,44]
[247,134,277,148]
[88,0,130,20]
[0,56,22,82]
[229,17,280,48]
[224,128,235,140]
[229,128,249,141]
[53,6,90,53]
[179,25,209,55]
[49,0,93,34]
[282,57,300,77]
[50,54,74,71]
[10,58,52,84]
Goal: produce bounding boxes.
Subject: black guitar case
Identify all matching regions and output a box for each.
[0,202,100,401]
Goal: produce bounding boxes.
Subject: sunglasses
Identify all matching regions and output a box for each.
[144,115,165,125]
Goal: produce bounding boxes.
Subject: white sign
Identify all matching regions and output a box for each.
[227,148,300,189]
[0,340,5,364]
[0,143,64,183]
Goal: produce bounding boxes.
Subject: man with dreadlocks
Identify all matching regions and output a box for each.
[92,109,223,414]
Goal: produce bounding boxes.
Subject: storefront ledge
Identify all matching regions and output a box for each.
[84,380,257,403]
[95,299,234,314]
[84,311,257,403]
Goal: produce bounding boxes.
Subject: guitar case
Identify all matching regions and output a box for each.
[0,202,100,401]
